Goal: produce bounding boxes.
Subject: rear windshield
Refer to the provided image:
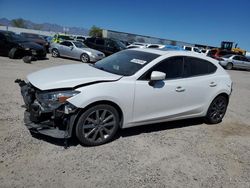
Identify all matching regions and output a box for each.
[93,50,159,76]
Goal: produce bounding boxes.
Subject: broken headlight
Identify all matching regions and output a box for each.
[36,90,80,110]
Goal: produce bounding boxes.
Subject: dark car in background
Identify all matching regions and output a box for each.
[0,31,46,59]
[20,32,49,52]
[207,49,236,60]
[84,37,126,56]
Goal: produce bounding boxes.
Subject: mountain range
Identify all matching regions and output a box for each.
[0,18,89,35]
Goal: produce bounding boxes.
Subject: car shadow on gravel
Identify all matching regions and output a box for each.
[28,118,205,148]
[30,132,79,148]
[117,117,205,138]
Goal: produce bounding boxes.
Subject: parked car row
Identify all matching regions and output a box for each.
[219,54,250,70]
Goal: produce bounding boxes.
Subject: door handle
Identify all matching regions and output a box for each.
[175,86,185,92]
[209,82,217,87]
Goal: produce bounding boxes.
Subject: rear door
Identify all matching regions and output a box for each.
[181,56,218,115]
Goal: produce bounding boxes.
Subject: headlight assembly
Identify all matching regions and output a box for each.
[36,90,80,109]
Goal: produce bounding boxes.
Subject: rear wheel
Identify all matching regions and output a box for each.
[205,95,228,124]
[80,53,90,63]
[225,62,233,70]
[51,49,59,57]
[76,104,119,146]
[8,48,18,59]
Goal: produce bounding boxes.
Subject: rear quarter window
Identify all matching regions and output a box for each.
[183,57,217,77]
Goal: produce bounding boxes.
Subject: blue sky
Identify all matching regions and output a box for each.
[0,0,250,51]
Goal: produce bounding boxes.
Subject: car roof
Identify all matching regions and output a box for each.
[128,48,220,65]
[128,48,204,57]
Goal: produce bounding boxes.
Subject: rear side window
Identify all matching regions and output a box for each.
[183,57,217,77]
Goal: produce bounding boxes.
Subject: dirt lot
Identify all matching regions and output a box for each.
[0,55,250,188]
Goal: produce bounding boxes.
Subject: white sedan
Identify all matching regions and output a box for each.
[16,49,232,146]
[220,54,250,70]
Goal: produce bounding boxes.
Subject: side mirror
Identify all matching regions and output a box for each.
[149,71,166,86]
[70,46,74,50]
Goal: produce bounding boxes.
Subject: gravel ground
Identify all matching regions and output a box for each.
[0,55,250,188]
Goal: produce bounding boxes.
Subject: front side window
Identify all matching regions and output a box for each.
[141,56,184,80]
[93,50,159,76]
[183,57,217,77]
[233,56,241,60]
[61,41,72,47]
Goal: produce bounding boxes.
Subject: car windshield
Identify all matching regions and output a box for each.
[73,41,88,48]
[3,32,27,42]
[93,50,160,76]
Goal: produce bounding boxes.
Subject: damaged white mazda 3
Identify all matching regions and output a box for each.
[16,48,232,146]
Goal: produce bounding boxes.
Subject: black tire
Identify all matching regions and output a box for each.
[51,49,59,57]
[80,53,90,63]
[22,56,32,64]
[205,95,228,124]
[8,48,18,59]
[225,62,233,70]
[76,104,119,146]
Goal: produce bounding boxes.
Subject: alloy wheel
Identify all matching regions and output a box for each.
[81,54,89,63]
[76,105,119,146]
[207,96,228,123]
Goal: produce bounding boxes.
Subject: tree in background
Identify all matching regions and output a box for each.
[11,18,27,28]
[89,25,102,37]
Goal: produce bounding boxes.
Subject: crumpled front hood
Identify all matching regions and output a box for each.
[27,64,122,90]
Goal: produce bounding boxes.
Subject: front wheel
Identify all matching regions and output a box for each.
[225,62,233,70]
[51,49,59,57]
[76,104,120,146]
[80,53,90,63]
[205,95,228,124]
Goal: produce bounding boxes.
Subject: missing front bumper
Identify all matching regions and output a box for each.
[24,111,70,139]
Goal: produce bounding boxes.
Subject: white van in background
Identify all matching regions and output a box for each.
[183,46,201,53]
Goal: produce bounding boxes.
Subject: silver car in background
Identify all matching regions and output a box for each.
[220,54,250,70]
[50,40,105,63]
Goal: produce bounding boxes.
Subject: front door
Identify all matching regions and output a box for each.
[133,56,186,124]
